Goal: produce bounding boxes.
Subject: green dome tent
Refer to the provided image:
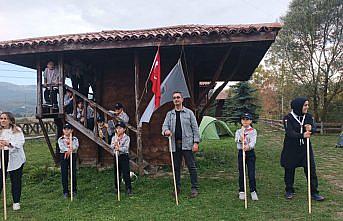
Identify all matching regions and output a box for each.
[199,116,234,140]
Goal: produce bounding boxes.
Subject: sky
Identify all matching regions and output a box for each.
[0,0,291,85]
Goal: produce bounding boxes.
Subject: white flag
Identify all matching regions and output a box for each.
[140,59,190,125]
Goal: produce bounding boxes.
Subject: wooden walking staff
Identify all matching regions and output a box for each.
[305,125,311,214]
[115,150,120,201]
[1,149,7,220]
[242,128,247,209]
[168,136,179,205]
[69,133,73,202]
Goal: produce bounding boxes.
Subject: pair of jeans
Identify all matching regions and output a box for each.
[238,149,257,192]
[172,142,198,190]
[60,153,77,194]
[284,167,319,194]
[114,154,131,191]
[0,150,24,203]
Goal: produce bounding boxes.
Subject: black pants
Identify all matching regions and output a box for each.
[172,142,198,190]
[284,166,319,194]
[65,101,73,114]
[114,154,131,191]
[0,150,24,203]
[238,149,257,192]
[60,153,77,194]
[44,88,58,105]
[87,118,94,131]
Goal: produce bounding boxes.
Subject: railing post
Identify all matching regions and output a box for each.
[320,121,324,135]
[36,56,42,117]
[134,51,144,176]
[58,54,64,114]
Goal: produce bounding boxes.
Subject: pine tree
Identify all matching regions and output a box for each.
[224,82,260,124]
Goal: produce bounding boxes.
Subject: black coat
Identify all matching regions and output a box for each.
[280,113,316,168]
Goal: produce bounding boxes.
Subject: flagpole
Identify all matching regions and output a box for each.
[137,46,160,108]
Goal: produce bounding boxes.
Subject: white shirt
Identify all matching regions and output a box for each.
[0,128,26,171]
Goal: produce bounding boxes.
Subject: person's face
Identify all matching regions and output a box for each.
[302,101,309,114]
[77,102,83,108]
[172,93,183,106]
[116,126,125,135]
[63,128,72,136]
[241,118,252,127]
[0,114,10,128]
[114,108,123,114]
[47,61,55,70]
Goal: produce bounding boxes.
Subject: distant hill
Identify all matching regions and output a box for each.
[0,82,36,117]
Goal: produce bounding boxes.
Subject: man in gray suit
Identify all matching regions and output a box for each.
[162,91,200,198]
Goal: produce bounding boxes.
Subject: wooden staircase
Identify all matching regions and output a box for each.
[37,82,151,174]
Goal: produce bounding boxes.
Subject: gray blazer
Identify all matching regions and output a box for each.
[162,107,200,152]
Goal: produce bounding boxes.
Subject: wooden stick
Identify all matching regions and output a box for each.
[1,149,7,220]
[115,150,120,201]
[168,136,179,205]
[242,129,247,209]
[69,133,73,202]
[306,137,311,214]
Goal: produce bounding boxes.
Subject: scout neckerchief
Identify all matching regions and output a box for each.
[291,110,306,145]
[242,126,254,145]
[114,133,125,153]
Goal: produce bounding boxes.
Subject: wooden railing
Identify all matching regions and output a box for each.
[16,120,56,137]
[65,85,137,142]
[259,118,342,134]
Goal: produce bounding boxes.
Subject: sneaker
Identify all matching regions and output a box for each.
[72,192,77,198]
[13,203,20,211]
[239,192,245,200]
[52,104,59,109]
[190,189,198,198]
[251,191,259,201]
[285,192,294,200]
[312,193,325,201]
[63,193,68,199]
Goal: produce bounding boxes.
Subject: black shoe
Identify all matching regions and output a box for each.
[285,192,294,200]
[312,193,325,201]
[171,188,181,197]
[126,189,133,196]
[190,189,199,198]
[63,193,68,199]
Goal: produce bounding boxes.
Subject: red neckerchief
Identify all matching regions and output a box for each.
[243,127,254,143]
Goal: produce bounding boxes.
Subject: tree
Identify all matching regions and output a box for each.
[223,82,259,124]
[268,0,343,121]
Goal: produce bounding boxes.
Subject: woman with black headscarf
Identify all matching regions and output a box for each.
[281,97,324,201]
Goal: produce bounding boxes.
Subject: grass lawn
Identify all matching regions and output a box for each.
[3,124,342,220]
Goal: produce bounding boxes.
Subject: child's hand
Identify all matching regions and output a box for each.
[304,131,311,138]
[243,145,250,152]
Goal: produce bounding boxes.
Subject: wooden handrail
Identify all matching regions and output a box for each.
[65,85,137,133]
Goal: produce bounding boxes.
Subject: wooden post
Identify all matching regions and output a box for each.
[134,51,144,176]
[36,56,42,117]
[58,55,64,114]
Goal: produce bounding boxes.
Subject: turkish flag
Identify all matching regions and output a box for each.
[149,47,161,108]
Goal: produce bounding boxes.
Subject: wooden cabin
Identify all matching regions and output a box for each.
[0,24,281,174]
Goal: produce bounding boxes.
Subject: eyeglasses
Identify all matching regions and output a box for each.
[173,96,181,99]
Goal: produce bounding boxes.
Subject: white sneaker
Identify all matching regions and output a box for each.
[13,203,20,211]
[251,191,259,201]
[239,192,245,200]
